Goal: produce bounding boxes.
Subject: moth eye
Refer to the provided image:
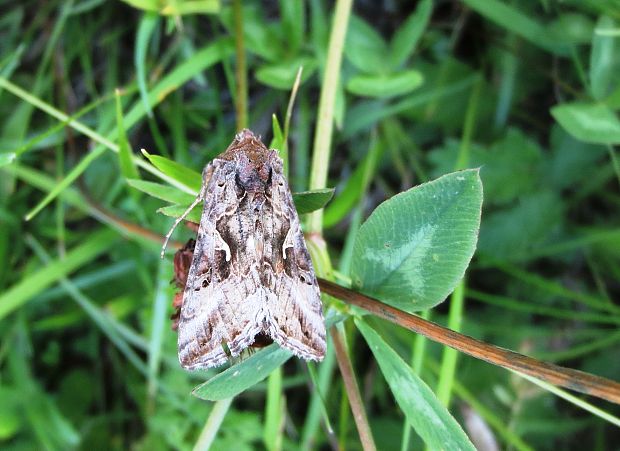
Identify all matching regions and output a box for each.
[299,275,306,283]
[278,180,284,186]
[202,279,209,288]
[217,181,225,187]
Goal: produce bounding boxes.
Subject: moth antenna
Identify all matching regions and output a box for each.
[160,190,204,258]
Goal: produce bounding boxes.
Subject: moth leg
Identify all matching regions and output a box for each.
[160,186,205,258]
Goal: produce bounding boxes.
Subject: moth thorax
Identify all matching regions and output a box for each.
[236,160,272,192]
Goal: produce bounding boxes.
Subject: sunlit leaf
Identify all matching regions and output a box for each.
[356,320,476,451]
[351,170,483,312]
[192,345,292,401]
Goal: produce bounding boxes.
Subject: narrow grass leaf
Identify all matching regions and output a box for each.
[127,179,195,204]
[141,149,202,192]
[0,229,117,320]
[135,12,158,117]
[356,319,476,451]
[192,345,292,401]
[158,204,202,223]
[263,367,284,451]
[271,114,286,176]
[24,146,107,220]
[148,260,171,399]
[351,169,483,312]
[115,90,140,180]
[551,102,620,144]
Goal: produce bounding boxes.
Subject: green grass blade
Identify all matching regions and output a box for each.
[135,12,158,117]
[263,366,284,451]
[115,89,140,180]
[0,229,117,320]
[356,319,476,451]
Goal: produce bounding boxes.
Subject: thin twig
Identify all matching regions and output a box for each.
[318,279,620,406]
[331,327,377,451]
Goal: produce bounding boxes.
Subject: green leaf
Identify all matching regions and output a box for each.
[141,149,202,192]
[115,91,140,180]
[270,115,284,151]
[192,345,292,401]
[590,16,617,100]
[344,15,389,74]
[350,170,483,312]
[127,179,195,204]
[389,0,432,68]
[292,188,334,214]
[255,57,316,90]
[346,70,424,98]
[551,102,620,144]
[356,320,476,451]
[158,204,202,223]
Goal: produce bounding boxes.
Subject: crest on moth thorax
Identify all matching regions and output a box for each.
[162,129,326,370]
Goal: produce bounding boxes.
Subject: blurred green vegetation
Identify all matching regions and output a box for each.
[1,0,620,449]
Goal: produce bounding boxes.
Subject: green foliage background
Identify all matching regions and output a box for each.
[1,0,620,449]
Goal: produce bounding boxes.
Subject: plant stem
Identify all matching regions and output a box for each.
[308,0,353,233]
[193,398,233,451]
[332,326,377,451]
[436,281,464,406]
[233,0,247,131]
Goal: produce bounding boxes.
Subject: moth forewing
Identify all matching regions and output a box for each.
[167,129,326,370]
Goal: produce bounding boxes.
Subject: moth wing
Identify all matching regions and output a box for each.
[177,269,266,370]
[177,162,264,370]
[267,178,326,361]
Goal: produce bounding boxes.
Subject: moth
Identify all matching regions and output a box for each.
[162,129,326,370]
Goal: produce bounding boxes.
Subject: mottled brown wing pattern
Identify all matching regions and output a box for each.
[176,130,326,370]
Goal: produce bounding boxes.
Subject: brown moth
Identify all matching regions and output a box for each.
[161,129,326,370]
